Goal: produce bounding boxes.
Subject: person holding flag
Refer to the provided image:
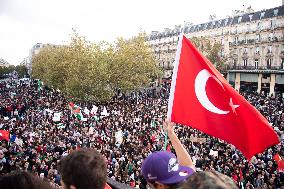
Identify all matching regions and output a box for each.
[167,34,280,160]
[141,120,195,189]
[142,34,280,189]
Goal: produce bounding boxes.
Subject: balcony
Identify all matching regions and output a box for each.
[229,37,283,48]
[229,41,237,46]
[266,51,273,58]
[227,65,283,70]
[254,52,260,59]
[242,53,249,60]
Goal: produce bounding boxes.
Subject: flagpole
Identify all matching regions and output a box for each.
[167,31,184,120]
[163,132,168,150]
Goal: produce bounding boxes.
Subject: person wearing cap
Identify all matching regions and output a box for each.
[141,120,195,189]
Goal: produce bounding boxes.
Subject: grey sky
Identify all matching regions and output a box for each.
[0,0,282,65]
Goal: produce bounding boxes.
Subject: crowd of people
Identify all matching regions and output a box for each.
[0,78,283,188]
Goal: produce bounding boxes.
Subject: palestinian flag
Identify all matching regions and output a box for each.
[68,102,81,114]
[37,80,43,91]
[76,113,83,120]
[92,116,99,121]
[57,123,65,129]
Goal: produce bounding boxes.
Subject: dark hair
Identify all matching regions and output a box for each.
[181,171,238,189]
[58,148,107,189]
[148,180,183,189]
[0,171,54,189]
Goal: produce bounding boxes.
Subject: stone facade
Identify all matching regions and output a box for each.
[147,5,284,96]
[147,5,284,78]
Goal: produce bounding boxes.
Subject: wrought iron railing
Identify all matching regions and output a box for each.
[227,65,283,70]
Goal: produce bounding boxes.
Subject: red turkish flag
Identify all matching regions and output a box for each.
[0,130,10,141]
[167,35,279,160]
[274,154,284,172]
[278,161,284,172]
[274,154,282,162]
[166,144,171,152]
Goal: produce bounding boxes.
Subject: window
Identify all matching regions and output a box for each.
[220,49,224,57]
[255,46,260,54]
[260,12,265,19]
[255,59,259,69]
[267,59,272,69]
[235,36,238,43]
[269,33,273,41]
[246,24,250,33]
[268,46,272,53]
[243,59,248,67]
[233,59,237,68]
[271,19,276,29]
[256,34,260,41]
[273,9,278,16]
[249,14,253,21]
[257,22,262,30]
[238,17,242,23]
[167,61,170,69]
[282,58,284,69]
[245,36,248,44]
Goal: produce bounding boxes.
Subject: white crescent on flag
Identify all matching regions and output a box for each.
[195,69,230,114]
[195,69,239,114]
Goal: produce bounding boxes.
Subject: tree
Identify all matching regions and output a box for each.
[0,65,27,78]
[15,65,28,78]
[32,31,162,102]
[190,37,227,72]
[0,65,15,78]
[108,33,162,92]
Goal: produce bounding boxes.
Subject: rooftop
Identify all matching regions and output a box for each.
[148,5,284,40]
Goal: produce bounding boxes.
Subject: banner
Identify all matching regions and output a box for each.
[209,150,218,157]
[84,107,90,115]
[115,130,123,145]
[190,136,206,143]
[101,106,109,117]
[91,105,98,115]
[57,123,65,129]
[53,112,61,122]
[15,138,23,146]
